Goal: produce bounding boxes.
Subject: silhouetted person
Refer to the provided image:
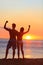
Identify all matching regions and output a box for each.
[17,25,30,59]
[4,21,18,59]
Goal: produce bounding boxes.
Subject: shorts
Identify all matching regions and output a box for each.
[7,39,16,50]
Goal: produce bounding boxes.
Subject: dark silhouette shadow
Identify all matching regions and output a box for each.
[4,21,18,59]
[17,25,30,59]
[0,58,43,65]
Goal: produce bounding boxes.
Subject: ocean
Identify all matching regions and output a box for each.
[0,39,43,59]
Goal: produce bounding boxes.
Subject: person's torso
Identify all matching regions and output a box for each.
[9,29,18,40]
[17,32,23,41]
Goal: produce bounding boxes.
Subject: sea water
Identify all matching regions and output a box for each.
[0,39,43,59]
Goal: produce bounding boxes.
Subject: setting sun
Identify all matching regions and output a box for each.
[23,34,42,40]
[25,36,31,40]
[23,34,32,40]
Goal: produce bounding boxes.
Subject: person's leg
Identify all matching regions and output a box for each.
[17,45,20,59]
[5,42,11,59]
[5,48,9,59]
[5,44,10,59]
[21,42,24,59]
[17,42,20,59]
[13,49,15,59]
[12,42,16,59]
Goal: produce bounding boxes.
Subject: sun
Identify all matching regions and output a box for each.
[23,35,32,40]
[23,34,42,40]
[25,36,31,40]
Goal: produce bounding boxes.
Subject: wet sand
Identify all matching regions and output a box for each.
[0,58,43,65]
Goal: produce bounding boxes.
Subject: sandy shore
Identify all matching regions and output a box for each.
[0,58,43,65]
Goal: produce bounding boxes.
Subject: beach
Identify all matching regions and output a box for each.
[0,58,43,65]
[0,39,43,65]
[0,0,43,65]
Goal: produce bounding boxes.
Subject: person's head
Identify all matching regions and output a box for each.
[12,23,16,29]
[20,27,24,32]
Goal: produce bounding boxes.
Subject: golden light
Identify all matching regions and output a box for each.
[25,55,32,58]
[23,35,32,40]
[23,34,42,40]
[25,36,31,40]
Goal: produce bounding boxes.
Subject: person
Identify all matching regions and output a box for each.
[4,21,18,59]
[17,25,30,59]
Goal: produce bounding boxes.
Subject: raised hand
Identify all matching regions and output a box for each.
[28,25,30,31]
[4,21,8,28]
[29,25,30,28]
[5,21,8,24]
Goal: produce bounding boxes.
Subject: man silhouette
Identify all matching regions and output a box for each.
[4,21,18,59]
[17,25,30,59]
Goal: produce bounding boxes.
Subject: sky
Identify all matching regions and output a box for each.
[0,0,43,40]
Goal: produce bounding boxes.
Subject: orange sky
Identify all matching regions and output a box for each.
[0,0,43,40]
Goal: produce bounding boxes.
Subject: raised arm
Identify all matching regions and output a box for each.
[23,25,30,34]
[4,21,10,31]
